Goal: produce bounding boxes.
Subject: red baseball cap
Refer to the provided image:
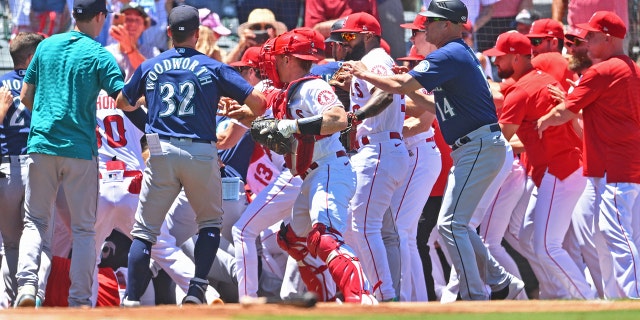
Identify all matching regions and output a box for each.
[333,12,381,36]
[397,45,425,61]
[566,26,588,40]
[380,38,391,55]
[526,18,564,39]
[229,46,262,67]
[483,31,532,56]
[577,11,626,39]
[400,14,427,30]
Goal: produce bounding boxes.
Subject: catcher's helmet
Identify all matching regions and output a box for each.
[259,28,325,88]
[419,0,468,24]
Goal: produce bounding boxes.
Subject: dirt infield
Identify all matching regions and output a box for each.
[2,300,640,320]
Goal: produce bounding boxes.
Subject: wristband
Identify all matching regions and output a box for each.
[297,114,323,135]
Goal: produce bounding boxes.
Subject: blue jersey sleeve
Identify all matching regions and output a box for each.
[122,64,146,107]
[408,50,458,92]
[214,64,254,105]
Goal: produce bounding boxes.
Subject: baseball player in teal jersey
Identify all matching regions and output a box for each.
[342,0,524,301]
[116,5,266,306]
[14,0,125,307]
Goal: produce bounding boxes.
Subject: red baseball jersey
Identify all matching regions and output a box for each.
[565,55,640,183]
[500,69,582,187]
[532,52,577,92]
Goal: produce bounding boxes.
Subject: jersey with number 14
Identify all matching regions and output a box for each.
[0,70,31,155]
[122,47,254,141]
[409,39,497,145]
[352,48,405,138]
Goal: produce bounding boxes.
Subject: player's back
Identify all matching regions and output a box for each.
[0,70,30,155]
[96,91,145,172]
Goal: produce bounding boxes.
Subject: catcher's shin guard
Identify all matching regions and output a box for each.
[307,223,374,304]
[277,223,335,301]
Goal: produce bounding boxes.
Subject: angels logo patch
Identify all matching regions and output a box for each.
[413,60,430,73]
[370,65,388,76]
[317,90,337,106]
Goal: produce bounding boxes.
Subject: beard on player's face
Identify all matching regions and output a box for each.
[497,66,514,79]
[344,39,366,61]
[568,51,592,74]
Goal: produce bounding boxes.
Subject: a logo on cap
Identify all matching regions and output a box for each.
[77,8,83,13]
[179,26,185,31]
[461,16,467,22]
[603,27,609,32]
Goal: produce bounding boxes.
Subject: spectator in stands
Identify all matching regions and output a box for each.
[196,8,231,62]
[105,2,159,80]
[235,0,301,31]
[304,0,377,38]
[225,8,286,64]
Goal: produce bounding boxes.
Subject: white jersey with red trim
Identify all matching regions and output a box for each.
[95,91,145,172]
[287,77,345,162]
[351,48,406,138]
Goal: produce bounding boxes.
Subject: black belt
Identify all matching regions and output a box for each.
[451,124,501,151]
[158,135,212,144]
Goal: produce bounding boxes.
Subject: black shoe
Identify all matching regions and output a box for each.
[182,277,208,305]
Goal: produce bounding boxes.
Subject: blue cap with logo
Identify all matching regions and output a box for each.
[73,0,110,15]
[169,5,200,33]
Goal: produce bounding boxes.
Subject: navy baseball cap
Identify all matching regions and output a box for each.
[169,5,200,33]
[419,0,468,24]
[325,19,346,43]
[73,0,110,15]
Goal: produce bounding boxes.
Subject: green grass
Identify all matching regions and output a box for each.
[237,310,640,320]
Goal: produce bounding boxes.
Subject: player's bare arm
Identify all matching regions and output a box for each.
[115,91,138,112]
[536,102,578,138]
[224,88,267,126]
[342,60,423,95]
[19,82,35,111]
[0,86,12,122]
[349,88,393,121]
[274,105,349,138]
[402,110,435,138]
[406,90,436,116]
[217,121,248,150]
[499,123,520,142]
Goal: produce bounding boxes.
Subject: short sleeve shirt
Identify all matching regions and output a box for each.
[499,69,582,186]
[409,39,498,145]
[565,55,640,183]
[123,47,254,142]
[25,31,124,160]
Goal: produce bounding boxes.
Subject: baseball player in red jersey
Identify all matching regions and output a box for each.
[332,12,410,302]
[526,19,577,92]
[486,31,595,299]
[227,28,377,304]
[538,11,640,299]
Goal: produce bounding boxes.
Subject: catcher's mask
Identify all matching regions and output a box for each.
[259,28,326,89]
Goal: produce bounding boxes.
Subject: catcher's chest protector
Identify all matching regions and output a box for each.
[273,76,327,177]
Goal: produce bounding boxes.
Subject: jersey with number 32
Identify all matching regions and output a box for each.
[122,47,254,141]
[409,39,497,145]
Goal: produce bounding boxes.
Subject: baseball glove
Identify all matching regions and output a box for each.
[250,117,294,155]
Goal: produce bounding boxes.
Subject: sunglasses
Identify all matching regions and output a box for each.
[423,17,449,27]
[529,37,547,46]
[566,37,587,48]
[411,29,424,37]
[341,32,359,42]
[250,23,274,31]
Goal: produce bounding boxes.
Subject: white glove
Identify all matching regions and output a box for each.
[277,119,298,138]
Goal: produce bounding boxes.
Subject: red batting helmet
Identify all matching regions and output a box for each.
[259,28,326,88]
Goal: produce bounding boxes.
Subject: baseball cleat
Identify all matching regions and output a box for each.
[121,297,141,307]
[182,277,208,305]
[491,276,525,300]
[14,285,37,308]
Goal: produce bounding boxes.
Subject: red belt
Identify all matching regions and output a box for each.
[99,170,142,179]
[356,132,402,149]
[426,136,435,142]
[300,151,348,180]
